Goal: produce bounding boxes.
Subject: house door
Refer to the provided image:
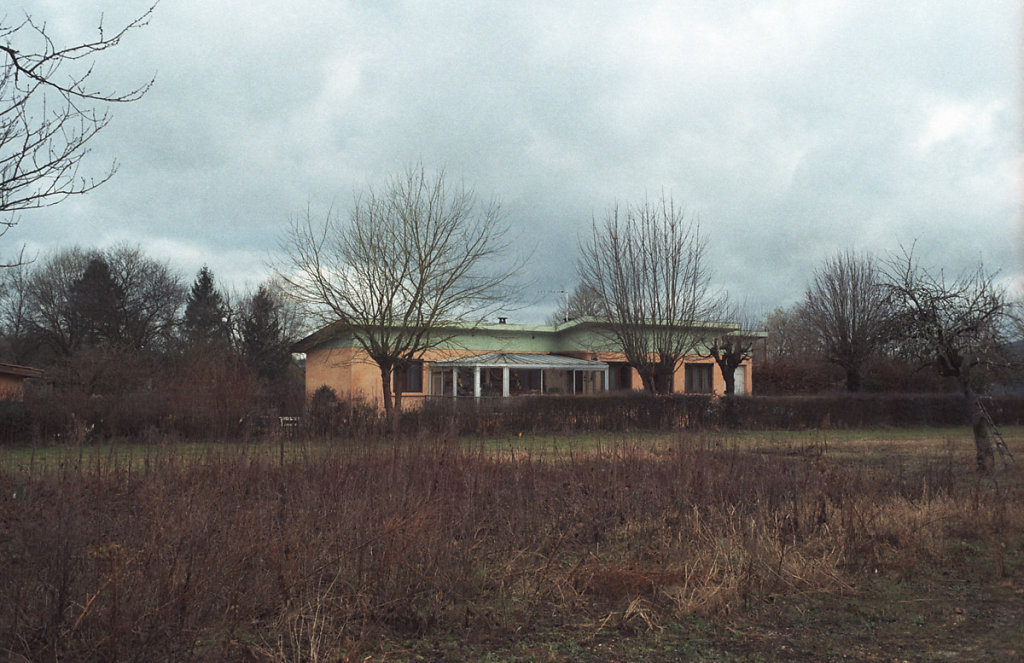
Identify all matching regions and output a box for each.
[733,367,745,394]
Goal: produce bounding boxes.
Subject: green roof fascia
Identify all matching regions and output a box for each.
[292,317,758,355]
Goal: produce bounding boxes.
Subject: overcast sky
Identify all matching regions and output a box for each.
[8,0,1022,323]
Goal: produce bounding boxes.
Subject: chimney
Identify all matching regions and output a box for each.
[498,317,507,324]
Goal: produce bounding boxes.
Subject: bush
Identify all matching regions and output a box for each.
[306,385,381,440]
[0,400,32,445]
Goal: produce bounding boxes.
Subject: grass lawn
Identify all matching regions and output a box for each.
[1,427,1021,661]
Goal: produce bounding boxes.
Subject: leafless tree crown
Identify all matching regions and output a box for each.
[881,247,1017,388]
[802,250,887,391]
[578,194,721,393]
[548,283,603,325]
[0,6,155,237]
[278,165,521,414]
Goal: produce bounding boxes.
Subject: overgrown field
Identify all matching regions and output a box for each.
[1,430,1022,661]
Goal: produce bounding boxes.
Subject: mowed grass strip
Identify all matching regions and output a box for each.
[5,424,1019,466]
[0,429,1021,661]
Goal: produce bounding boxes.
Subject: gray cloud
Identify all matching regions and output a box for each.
[9,0,1020,319]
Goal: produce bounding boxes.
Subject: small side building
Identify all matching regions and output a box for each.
[0,363,44,401]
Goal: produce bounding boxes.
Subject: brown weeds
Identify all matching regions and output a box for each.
[0,436,1020,661]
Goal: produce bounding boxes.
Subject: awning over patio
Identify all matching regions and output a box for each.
[429,352,609,398]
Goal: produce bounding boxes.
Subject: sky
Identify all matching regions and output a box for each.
[6,0,1022,323]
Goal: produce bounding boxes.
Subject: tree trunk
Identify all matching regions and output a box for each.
[844,367,861,392]
[638,369,656,393]
[379,364,394,419]
[392,383,404,439]
[721,368,735,396]
[966,388,995,472]
[654,370,673,395]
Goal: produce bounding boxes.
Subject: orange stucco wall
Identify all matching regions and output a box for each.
[0,374,26,401]
[305,346,753,409]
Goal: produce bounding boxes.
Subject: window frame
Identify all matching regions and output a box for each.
[393,361,424,394]
[684,363,713,394]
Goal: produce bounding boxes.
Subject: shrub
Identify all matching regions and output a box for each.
[0,399,31,445]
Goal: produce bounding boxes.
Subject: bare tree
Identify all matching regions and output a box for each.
[578,195,721,394]
[0,247,32,361]
[882,247,1019,472]
[761,305,818,363]
[279,165,521,418]
[18,245,183,360]
[803,250,888,391]
[1,6,154,238]
[106,245,184,351]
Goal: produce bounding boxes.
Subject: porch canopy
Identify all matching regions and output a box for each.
[429,352,609,399]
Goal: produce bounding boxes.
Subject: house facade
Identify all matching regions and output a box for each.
[294,318,758,409]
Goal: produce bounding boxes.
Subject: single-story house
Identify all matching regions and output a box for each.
[293,317,760,409]
[0,363,44,401]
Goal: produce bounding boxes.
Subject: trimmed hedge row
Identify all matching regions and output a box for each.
[7,390,1022,444]
[389,392,1024,437]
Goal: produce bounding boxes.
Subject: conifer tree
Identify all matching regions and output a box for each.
[68,257,124,349]
[182,266,230,348]
[237,284,292,381]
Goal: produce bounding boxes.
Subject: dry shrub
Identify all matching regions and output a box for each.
[1,437,1021,661]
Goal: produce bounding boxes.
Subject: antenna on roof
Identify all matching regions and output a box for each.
[544,289,570,323]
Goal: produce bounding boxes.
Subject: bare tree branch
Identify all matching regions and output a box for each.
[0,6,155,233]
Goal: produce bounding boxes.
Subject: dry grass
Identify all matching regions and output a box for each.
[1,431,1021,661]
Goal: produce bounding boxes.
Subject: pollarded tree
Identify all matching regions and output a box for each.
[803,250,888,392]
[704,304,760,396]
[578,194,722,394]
[182,266,231,349]
[279,165,521,418]
[1,7,154,237]
[882,247,1019,472]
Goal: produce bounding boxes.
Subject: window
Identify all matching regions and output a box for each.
[393,361,424,393]
[684,364,713,393]
[611,362,632,390]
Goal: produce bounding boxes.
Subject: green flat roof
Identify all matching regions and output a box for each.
[431,352,608,370]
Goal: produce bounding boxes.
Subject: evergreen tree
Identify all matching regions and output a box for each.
[182,266,230,348]
[68,257,124,349]
[237,284,292,380]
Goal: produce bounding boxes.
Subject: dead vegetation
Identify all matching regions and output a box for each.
[0,432,1021,661]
